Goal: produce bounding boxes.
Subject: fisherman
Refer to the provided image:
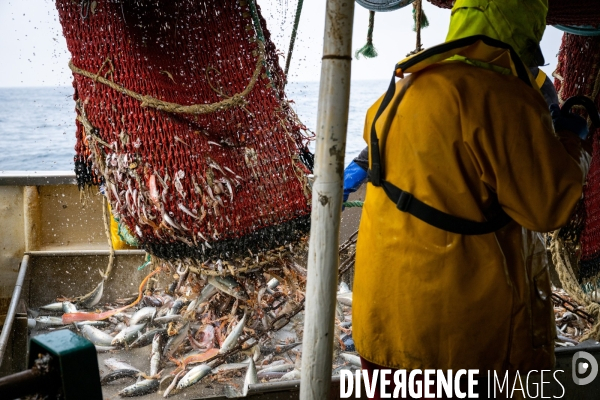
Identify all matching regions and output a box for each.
[342,66,559,203]
[351,0,591,398]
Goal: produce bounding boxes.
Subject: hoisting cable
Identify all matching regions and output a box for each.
[284,0,305,83]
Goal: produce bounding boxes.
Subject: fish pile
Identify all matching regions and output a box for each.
[30,236,360,398]
[552,288,594,347]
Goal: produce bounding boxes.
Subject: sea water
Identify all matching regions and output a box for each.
[0,80,389,171]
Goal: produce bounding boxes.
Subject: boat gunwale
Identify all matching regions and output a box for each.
[0,171,76,186]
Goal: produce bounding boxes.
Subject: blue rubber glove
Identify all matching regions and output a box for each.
[550,103,589,140]
[343,160,368,203]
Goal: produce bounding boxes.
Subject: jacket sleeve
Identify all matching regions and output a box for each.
[353,146,370,171]
[463,90,589,233]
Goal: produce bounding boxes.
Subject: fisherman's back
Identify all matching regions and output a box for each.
[354,59,584,373]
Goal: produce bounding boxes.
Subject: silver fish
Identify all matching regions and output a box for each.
[163,370,185,398]
[280,368,301,381]
[257,363,295,374]
[35,316,65,326]
[162,212,184,231]
[211,363,249,373]
[130,307,156,325]
[62,302,77,313]
[208,276,249,301]
[176,364,212,390]
[100,369,139,385]
[74,321,109,328]
[76,280,104,309]
[260,342,301,355]
[129,328,167,349]
[338,282,351,294]
[337,292,352,306]
[267,278,279,290]
[95,345,117,353]
[104,358,140,372]
[219,314,246,354]
[150,334,162,377]
[198,284,218,304]
[163,323,189,357]
[257,371,286,380]
[242,357,258,396]
[81,325,114,346]
[111,323,146,346]
[118,379,159,397]
[177,203,200,220]
[39,302,64,311]
[168,299,185,316]
[153,315,183,325]
[340,352,362,367]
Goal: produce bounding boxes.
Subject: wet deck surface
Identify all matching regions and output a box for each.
[97,347,234,399]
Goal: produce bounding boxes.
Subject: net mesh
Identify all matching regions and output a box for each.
[555,33,600,283]
[56,0,314,261]
[426,0,600,26]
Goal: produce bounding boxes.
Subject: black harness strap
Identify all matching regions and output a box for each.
[381,181,513,235]
[368,35,532,235]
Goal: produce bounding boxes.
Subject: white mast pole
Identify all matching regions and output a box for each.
[299,0,355,399]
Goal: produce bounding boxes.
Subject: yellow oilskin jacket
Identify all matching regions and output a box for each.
[354,40,589,373]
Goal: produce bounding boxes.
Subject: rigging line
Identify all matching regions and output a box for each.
[284,0,305,85]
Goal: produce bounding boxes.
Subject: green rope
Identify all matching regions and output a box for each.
[343,200,364,208]
[412,2,429,32]
[248,0,275,86]
[117,219,139,247]
[137,253,152,271]
[355,11,378,59]
[248,0,265,43]
[284,0,304,84]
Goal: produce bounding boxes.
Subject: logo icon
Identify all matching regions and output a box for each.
[572,351,598,385]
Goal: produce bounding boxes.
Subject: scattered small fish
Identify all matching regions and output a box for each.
[208,276,249,301]
[198,284,218,304]
[150,334,163,377]
[35,316,66,326]
[163,370,185,398]
[95,345,118,353]
[280,368,301,381]
[267,278,279,290]
[176,364,212,390]
[338,282,351,294]
[112,323,147,346]
[100,369,139,385]
[81,325,115,346]
[76,280,104,309]
[257,363,295,374]
[75,321,109,328]
[340,352,361,368]
[163,323,189,357]
[153,315,183,325]
[219,314,246,354]
[130,328,167,349]
[118,379,159,397]
[130,307,156,325]
[243,357,258,396]
[337,292,352,307]
[104,358,140,373]
[39,302,64,311]
[260,342,301,355]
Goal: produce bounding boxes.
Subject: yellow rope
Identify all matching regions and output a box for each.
[69,41,265,115]
[102,196,115,280]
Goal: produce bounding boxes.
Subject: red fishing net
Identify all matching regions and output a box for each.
[426,0,600,26]
[55,0,314,260]
[555,33,600,282]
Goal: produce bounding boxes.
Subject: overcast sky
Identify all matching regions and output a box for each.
[0,0,564,87]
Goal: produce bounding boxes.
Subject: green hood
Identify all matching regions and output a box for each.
[446,0,548,67]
